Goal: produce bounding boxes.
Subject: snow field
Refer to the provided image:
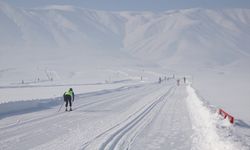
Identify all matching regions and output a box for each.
[0,1,250,149]
[0,80,249,150]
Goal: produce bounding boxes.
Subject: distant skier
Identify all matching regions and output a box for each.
[184,77,186,83]
[158,77,162,84]
[63,88,75,111]
[177,79,180,86]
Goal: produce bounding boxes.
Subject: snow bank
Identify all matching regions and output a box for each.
[185,85,243,150]
[0,81,144,118]
[0,80,140,103]
[0,97,62,118]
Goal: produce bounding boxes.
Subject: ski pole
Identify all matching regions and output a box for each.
[58,98,64,112]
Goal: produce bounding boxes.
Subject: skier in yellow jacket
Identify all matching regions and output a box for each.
[63,88,75,111]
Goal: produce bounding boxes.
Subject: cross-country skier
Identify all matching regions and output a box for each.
[177,79,180,86]
[158,77,162,84]
[63,88,75,111]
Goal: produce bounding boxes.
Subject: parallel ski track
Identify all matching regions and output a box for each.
[83,86,176,150]
[0,84,155,131]
[73,84,154,111]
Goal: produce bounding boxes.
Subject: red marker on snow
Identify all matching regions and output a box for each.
[218,108,234,124]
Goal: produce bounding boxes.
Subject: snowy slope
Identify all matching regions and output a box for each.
[0,1,124,49]
[0,1,160,87]
[1,1,250,66]
[121,9,250,65]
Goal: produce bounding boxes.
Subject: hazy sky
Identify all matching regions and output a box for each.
[6,0,250,11]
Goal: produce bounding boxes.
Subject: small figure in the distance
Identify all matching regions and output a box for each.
[158,77,162,84]
[177,79,180,86]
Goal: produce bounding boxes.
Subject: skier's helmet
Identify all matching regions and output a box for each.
[69,88,73,91]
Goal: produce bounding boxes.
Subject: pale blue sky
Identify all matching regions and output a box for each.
[6,0,250,11]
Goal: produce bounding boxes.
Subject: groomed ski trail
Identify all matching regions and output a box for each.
[130,86,192,150]
[0,82,243,150]
[0,83,173,150]
[82,86,176,150]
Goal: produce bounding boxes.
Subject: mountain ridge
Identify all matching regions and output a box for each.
[1,1,250,69]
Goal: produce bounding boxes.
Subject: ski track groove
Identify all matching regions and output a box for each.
[100,87,176,150]
[129,85,193,150]
[120,86,177,150]
[83,86,176,150]
[74,85,155,112]
[0,83,160,147]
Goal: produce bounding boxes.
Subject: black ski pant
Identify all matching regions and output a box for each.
[64,95,72,107]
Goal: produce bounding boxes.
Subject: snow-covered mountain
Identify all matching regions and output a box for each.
[1,1,250,68]
[122,9,250,68]
[0,2,123,49]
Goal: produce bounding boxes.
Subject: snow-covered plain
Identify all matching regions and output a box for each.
[1,81,249,150]
[1,1,250,149]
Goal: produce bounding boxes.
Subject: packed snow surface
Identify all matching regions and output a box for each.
[0,81,249,150]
